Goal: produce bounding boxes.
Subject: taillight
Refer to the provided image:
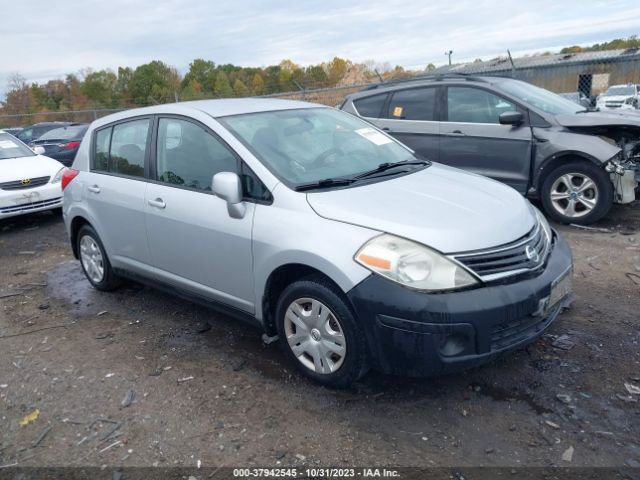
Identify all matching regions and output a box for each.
[58,141,81,150]
[61,168,79,190]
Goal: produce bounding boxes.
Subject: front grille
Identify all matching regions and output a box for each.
[453,223,550,281]
[490,307,557,351]
[0,176,50,190]
[0,197,62,214]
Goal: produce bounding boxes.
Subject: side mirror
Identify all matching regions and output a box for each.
[499,111,524,126]
[212,172,246,219]
[32,146,45,155]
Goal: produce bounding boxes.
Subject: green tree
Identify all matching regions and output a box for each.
[128,60,179,105]
[250,73,265,95]
[214,71,234,97]
[82,69,117,107]
[182,59,217,93]
[233,79,249,97]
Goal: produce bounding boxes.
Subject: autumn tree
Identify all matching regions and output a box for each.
[233,79,249,97]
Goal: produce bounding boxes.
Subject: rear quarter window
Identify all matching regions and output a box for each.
[92,118,150,178]
[353,94,388,118]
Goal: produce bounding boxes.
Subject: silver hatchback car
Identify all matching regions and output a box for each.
[62,99,573,387]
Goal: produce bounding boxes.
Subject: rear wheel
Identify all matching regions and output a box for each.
[275,275,368,388]
[540,161,613,225]
[77,225,122,291]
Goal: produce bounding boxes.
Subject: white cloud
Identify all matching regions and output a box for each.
[1,0,639,97]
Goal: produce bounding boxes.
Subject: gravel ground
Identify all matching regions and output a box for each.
[0,204,639,471]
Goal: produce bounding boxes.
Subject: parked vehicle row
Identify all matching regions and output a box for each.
[596,83,640,111]
[341,74,640,225]
[59,98,574,387]
[0,131,65,219]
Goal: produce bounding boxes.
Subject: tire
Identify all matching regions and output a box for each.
[540,161,613,225]
[275,274,368,388]
[77,225,122,291]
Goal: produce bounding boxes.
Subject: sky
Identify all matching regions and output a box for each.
[2,0,640,98]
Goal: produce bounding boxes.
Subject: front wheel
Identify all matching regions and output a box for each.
[540,161,613,225]
[275,275,368,388]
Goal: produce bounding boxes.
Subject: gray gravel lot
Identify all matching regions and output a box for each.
[0,204,639,470]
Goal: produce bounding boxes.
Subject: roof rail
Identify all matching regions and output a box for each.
[361,72,488,91]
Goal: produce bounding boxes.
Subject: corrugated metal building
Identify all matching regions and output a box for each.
[431,48,640,97]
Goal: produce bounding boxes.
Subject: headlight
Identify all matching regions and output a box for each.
[355,234,479,291]
[533,206,552,242]
[51,167,65,183]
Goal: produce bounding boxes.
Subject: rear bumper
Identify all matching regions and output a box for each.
[347,232,573,376]
[0,183,62,219]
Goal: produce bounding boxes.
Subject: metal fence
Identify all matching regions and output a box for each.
[2,49,640,127]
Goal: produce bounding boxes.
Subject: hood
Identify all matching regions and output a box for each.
[306,164,536,253]
[598,95,632,102]
[0,155,64,183]
[555,111,640,129]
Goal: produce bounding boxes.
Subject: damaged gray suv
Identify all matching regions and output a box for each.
[341,75,640,224]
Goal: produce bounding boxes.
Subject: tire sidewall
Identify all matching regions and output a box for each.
[77,225,119,291]
[540,161,613,225]
[275,277,367,388]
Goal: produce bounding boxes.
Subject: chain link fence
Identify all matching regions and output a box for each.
[2,48,639,128]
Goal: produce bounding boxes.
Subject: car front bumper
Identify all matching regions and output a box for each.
[347,232,573,376]
[0,183,63,219]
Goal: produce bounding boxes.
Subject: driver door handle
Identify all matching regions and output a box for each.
[87,185,101,193]
[450,130,465,135]
[148,198,166,209]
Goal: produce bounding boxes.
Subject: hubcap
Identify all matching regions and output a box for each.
[284,298,346,374]
[79,235,105,283]
[549,173,599,218]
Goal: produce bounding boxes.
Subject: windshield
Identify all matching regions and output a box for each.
[38,125,87,141]
[219,108,417,188]
[602,86,635,97]
[498,80,584,115]
[0,132,36,160]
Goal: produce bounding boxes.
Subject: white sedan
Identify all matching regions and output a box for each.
[0,130,65,219]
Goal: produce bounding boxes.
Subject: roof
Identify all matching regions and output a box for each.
[430,48,640,75]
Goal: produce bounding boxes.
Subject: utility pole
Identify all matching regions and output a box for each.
[445,50,453,65]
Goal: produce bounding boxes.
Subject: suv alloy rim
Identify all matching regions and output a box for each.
[549,172,599,218]
[284,297,346,374]
[80,235,105,283]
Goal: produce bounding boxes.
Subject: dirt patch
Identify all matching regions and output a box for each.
[0,205,639,468]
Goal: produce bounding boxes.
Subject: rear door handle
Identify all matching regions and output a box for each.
[381,127,390,131]
[148,198,166,209]
[449,130,465,135]
[87,185,101,193]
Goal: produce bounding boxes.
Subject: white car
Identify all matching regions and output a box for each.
[596,84,640,111]
[0,130,65,219]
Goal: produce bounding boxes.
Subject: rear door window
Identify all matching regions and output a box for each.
[353,94,388,118]
[387,87,436,121]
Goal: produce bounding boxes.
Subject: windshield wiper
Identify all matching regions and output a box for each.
[353,159,430,180]
[294,177,356,192]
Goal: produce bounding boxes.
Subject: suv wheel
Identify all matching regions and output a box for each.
[275,275,368,388]
[540,161,613,225]
[77,225,122,291]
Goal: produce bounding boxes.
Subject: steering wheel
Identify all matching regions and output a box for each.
[310,147,344,168]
